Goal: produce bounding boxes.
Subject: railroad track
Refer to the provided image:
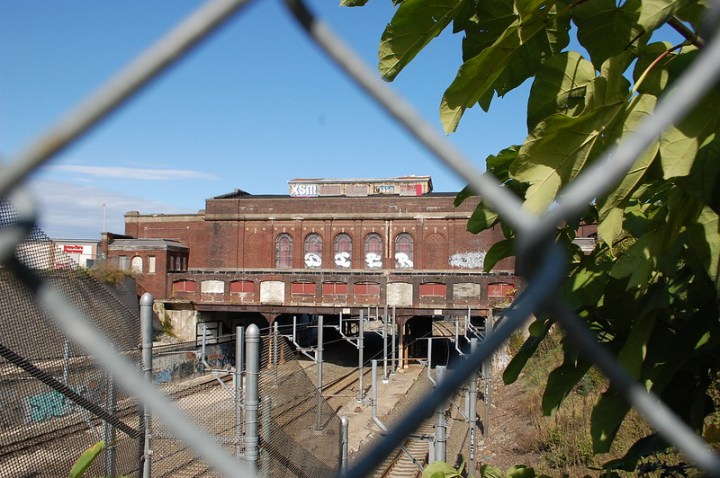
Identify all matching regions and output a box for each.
[372,419,435,478]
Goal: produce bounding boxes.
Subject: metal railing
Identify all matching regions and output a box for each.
[2,0,720,477]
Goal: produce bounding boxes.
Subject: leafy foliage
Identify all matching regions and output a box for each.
[347,0,720,472]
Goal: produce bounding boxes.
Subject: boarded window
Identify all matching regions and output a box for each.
[201,280,224,294]
[322,282,348,295]
[230,280,255,293]
[131,256,143,273]
[488,282,515,298]
[419,282,447,297]
[275,233,293,269]
[355,282,380,296]
[333,233,352,269]
[291,281,316,295]
[173,280,196,293]
[148,256,156,274]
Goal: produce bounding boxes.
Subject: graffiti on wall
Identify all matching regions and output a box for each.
[365,253,382,268]
[394,252,413,268]
[449,252,486,269]
[304,253,321,268]
[334,252,351,268]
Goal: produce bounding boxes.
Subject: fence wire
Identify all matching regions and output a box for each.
[0,200,142,478]
[1,0,720,477]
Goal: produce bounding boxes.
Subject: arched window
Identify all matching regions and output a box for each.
[333,233,352,269]
[304,233,322,268]
[364,233,383,269]
[275,233,293,269]
[394,233,414,269]
[131,256,143,273]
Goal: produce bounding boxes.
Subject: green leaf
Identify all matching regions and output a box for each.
[468,203,500,233]
[503,317,551,384]
[609,232,659,290]
[339,0,368,5]
[422,461,462,477]
[454,185,475,206]
[379,0,468,81]
[512,55,630,212]
[505,464,538,477]
[616,314,656,379]
[660,88,720,179]
[597,206,624,247]
[598,93,658,214]
[480,464,505,478]
[441,0,567,132]
[592,390,631,453]
[542,356,592,415]
[527,51,596,131]
[69,441,105,478]
[483,238,514,272]
[688,206,720,293]
[571,0,644,69]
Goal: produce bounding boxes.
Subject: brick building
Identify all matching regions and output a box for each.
[105,176,524,364]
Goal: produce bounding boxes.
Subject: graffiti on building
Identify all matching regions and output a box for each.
[289,183,318,197]
[395,252,413,268]
[449,252,486,269]
[334,252,351,268]
[304,253,321,268]
[24,390,70,423]
[365,253,382,268]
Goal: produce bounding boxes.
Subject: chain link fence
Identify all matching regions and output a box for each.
[0,201,142,477]
[2,0,720,477]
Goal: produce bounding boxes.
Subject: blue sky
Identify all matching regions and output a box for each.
[2,1,551,239]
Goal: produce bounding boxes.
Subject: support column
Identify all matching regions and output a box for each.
[140,293,154,478]
[244,324,260,473]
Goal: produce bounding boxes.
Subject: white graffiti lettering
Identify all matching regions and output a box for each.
[304,253,321,268]
[395,252,413,268]
[290,184,318,197]
[334,252,351,268]
[365,252,382,268]
[449,252,486,269]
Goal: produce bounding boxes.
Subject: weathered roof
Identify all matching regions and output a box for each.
[108,238,188,251]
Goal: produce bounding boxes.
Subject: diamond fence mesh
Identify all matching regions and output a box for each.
[0,201,142,477]
[2,0,720,477]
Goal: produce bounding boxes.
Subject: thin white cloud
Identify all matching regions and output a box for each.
[49,165,220,181]
[26,179,189,239]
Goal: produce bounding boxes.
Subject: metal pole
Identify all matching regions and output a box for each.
[383,303,388,382]
[273,321,279,386]
[104,346,117,478]
[468,338,479,477]
[358,310,365,402]
[427,338,434,384]
[391,306,396,374]
[140,292,154,478]
[63,340,70,385]
[483,315,494,437]
[262,396,271,478]
[235,326,244,458]
[341,416,349,475]
[244,323,260,473]
[434,365,447,463]
[316,314,324,431]
[201,323,207,363]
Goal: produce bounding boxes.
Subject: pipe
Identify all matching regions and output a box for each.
[340,416,349,475]
[468,337,479,476]
[434,366,447,463]
[383,303,388,382]
[358,309,364,402]
[371,360,388,431]
[273,321,279,386]
[235,326,244,458]
[244,323,260,472]
[316,315,324,431]
[140,292,154,478]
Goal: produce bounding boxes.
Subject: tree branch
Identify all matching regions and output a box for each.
[668,16,705,48]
